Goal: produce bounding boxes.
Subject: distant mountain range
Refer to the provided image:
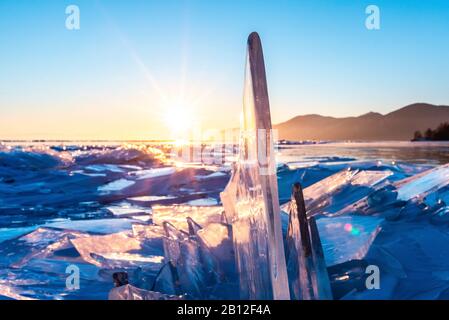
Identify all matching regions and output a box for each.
[274,103,449,141]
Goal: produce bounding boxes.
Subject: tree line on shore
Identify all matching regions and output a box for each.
[413,122,449,141]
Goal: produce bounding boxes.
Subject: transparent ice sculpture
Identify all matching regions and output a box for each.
[220,32,290,300]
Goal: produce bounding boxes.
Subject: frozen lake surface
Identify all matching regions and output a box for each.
[0,141,448,300]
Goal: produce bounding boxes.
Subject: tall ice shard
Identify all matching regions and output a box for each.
[286,183,315,300]
[220,32,290,300]
[286,183,333,300]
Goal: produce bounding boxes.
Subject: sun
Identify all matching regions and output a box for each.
[162,102,198,137]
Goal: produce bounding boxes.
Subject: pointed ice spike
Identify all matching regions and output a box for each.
[161,222,184,295]
[286,183,315,300]
[308,216,333,300]
[162,221,189,266]
[220,209,229,225]
[178,238,207,298]
[220,32,290,300]
[163,221,189,241]
[162,221,207,298]
[197,223,236,282]
[286,183,334,300]
[186,217,203,236]
[151,262,179,295]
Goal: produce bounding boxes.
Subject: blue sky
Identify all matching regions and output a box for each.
[1,0,449,139]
